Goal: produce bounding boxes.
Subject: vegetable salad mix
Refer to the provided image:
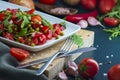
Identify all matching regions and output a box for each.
[0,8,65,46]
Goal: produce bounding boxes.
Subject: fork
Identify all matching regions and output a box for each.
[36,37,74,76]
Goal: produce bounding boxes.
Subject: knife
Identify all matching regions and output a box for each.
[17,47,96,69]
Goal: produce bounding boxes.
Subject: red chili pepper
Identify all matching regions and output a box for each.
[66,10,98,23]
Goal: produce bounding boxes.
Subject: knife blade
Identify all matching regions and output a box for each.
[17,47,96,68]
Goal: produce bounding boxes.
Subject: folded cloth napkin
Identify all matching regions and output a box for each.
[0,42,48,80]
[0,42,10,56]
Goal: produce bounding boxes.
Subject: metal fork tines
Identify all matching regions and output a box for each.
[58,37,74,56]
[36,37,74,76]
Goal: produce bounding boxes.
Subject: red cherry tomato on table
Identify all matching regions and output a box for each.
[39,0,56,5]
[104,17,119,27]
[78,58,99,78]
[10,48,30,61]
[108,64,120,80]
[99,0,115,14]
[81,0,97,10]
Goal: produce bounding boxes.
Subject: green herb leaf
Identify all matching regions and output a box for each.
[60,21,66,29]
[8,24,13,33]
[70,34,83,47]
[19,27,28,36]
[3,15,12,26]
[104,25,120,40]
[98,1,120,21]
[42,17,53,31]
[98,1,120,40]
[21,15,29,28]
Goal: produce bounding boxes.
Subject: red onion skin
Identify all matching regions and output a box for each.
[58,71,68,80]
[65,61,78,77]
[77,20,88,28]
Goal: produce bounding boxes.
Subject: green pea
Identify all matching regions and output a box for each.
[35,27,40,31]
[31,43,35,47]
[60,32,64,36]
[55,36,59,39]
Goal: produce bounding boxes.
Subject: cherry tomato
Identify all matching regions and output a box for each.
[38,33,47,45]
[99,0,115,14]
[55,28,61,35]
[32,23,41,28]
[104,17,119,27]
[0,13,5,21]
[108,64,120,80]
[32,37,39,45]
[18,37,25,43]
[78,58,99,78]
[2,32,14,40]
[10,48,30,61]
[53,24,62,35]
[39,0,56,5]
[81,0,97,10]
[52,32,58,37]
[31,15,42,24]
[27,9,35,14]
[45,30,53,40]
[41,26,49,33]
[32,32,47,45]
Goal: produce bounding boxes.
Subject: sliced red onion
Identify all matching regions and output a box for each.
[58,71,68,80]
[65,61,78,77]
[77,20,88,28]
[65,67,78,77]
[68,61,78,70]
[87,16,105,28]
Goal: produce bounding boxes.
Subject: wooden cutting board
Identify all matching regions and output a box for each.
[20,29,94,80]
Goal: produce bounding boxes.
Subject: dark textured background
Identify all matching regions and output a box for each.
[1,0,120,80]
[53,0,120,80]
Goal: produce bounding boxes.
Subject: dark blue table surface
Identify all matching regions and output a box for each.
[2,0,120,80]
[53,0,120,80]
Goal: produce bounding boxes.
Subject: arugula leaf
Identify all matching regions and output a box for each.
[3,15,12,26]
[98,1,120,40]
[42,18,53,31]
[60,21,66,29]
[19,27,28,36]
[70,34,84,47]
[8,24,13,33]
[104,25,120,40]
[98,1,120,21]
[21,15,29,28]
[3,15,14,33]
